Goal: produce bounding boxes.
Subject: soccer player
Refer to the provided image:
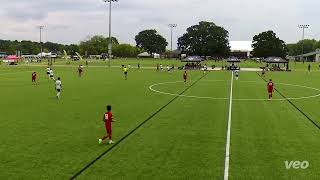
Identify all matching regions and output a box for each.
[160,64,163,71]
[167,65,171,73]
[123,66,128,80]
[234,70,239,80]
[46,67,50,78]
[138,63,140,70]
[99,105,115,144]
[32,72,37,83]
[183,71,188,83]
[55,77,62,99]
[203,64,208,74]
[308,64,311,73]
[262,68,266,77]
[78,65,83,77]
[49,68,55,81]
[267,79,274,100]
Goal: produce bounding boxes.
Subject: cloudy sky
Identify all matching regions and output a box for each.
[0,0,319,48]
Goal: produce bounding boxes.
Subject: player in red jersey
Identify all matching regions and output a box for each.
[267,79,274,99]
[32,72,37,83]
[99,105,115,144]
[183,71,188,83]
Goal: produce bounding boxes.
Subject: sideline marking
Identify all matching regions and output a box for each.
[69,73,208,179]
[149,80,320,101]
[224,72,234,180]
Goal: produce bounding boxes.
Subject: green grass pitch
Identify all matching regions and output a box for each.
[1,60,320,179]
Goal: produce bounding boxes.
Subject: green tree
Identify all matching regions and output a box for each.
[79,35,118,55]
[178,21,230,57]
[287,39,318,56]
[65,44,80,55]
[43,42,65,53]
[135,30,168,54]
[113,44,142,57]
[252,30,288,58]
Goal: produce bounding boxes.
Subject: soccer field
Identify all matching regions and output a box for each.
[1,63,320,179]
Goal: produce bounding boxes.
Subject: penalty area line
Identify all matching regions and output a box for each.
[69,73,208,180]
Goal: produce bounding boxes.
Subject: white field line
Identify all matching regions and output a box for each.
[224,71,234,180]
[149,80,320,101]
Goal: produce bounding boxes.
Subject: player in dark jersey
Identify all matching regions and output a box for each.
[99,105,115,144]
[267,79,274,100]
[78,65,83,77]
[183,71,188,83]
[32,72,37,83]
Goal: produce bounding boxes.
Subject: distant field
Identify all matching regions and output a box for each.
[3,58,320,71]
[1,61,320,179]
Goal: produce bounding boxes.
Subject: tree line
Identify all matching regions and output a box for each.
[287,39,320,56]
[0,39,80,56]
[1,20,307,59]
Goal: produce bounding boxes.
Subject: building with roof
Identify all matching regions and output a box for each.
[295,49,320,62]
[229,41,253,58]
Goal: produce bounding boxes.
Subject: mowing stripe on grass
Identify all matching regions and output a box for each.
[0,71,32,76]
[69,73,208,180]
[224,71,234,180]
[256,72,320,130]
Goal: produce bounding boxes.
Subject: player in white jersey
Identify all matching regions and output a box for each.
[46,67,51,78]
[49,69,55,80]
[55,77,62,99]
[203,64,208,74]
[167,65,171,73]
[234,70,240,80]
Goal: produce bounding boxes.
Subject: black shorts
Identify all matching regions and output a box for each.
[47,72,50,75]
[50,75,54,77]
[124,72,128,75]
[57,89,61,92]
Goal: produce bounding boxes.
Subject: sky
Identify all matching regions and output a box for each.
[0,0,319,48]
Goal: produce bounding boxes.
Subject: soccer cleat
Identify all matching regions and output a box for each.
[99,139,103,144]
[108,140,115,144]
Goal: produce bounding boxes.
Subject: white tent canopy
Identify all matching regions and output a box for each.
[229,41,253,52]
[138,52,151,57]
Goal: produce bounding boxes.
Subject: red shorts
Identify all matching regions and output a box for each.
[105,123,112,134]
[32,77,36,81]
[268,89,273,93]
[183,76,187,80]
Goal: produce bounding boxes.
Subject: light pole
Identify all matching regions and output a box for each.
[39,26,44,61]
[103,0,118,68]
[298,24,310,63]
[169,24,177,52]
